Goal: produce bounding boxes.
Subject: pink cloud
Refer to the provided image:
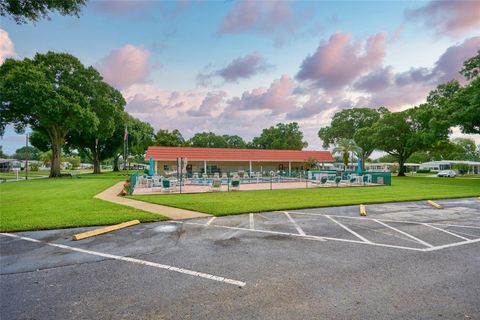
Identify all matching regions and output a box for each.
[197,52,273,86]
[188,91,227,117]
[96,45,152,90]
[296,32,387,90]
[226,75,297,115]
[0,29,15,64]
[218,1,292,35]
[407,0,480,37]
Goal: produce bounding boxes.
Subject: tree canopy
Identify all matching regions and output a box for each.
[13,146,40,161]
[154,129,185,147]
[0,0,86,24]
[372,106,450,176]
[0,52,101,177]
[250,122,307,150]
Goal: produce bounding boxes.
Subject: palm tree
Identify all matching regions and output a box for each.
[332,139,362,170]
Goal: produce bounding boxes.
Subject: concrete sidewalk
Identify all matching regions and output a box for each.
[95,182,211,220]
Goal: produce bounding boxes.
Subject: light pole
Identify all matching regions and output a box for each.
[25,134,29,180]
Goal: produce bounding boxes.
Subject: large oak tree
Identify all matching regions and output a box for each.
[0,52,100,177]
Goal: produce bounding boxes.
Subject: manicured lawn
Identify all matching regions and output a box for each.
[130,177,480,216]
[0,172,166,232]
[0,169,98,180]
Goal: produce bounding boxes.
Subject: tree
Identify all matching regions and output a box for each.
[154,129,185,147]
[250,122,307,150]
[67,82,125,174]
[372,106,450,176]
[318,108,386,169]
[188,132,228,148]
[13,146,40,161]
[1,0,86,24]
[332,138,361,170]
[0,146,7,158]
[304,157,319,170]
[125,116,155,167]
[0,52,99,177]
[223,135,246,149]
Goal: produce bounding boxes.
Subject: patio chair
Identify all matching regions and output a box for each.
[221,172,227,179]
[250,171,256,179]
[162,179,176,193]
[230,178,240,191]
[152,176,162,190]
[362,174,372,185]
[213,172,220,179]
[202,173,208,180]
[192,173,199,179]
[210,178,222,192]
[312,176,328,187]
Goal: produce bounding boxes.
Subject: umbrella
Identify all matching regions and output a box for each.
[357,158,362,175]
[149,157,154,176]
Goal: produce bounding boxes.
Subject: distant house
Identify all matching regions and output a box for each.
[420,160,480,174]
[0,159,17,172]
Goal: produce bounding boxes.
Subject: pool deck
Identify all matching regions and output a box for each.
[133,181,380,195]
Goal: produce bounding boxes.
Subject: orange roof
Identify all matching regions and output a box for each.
[145,146,334,162]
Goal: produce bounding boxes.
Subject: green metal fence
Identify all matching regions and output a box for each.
[129,172,138,195]
[309,170,391,186]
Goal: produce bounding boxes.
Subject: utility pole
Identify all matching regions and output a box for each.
[25,134,29,180]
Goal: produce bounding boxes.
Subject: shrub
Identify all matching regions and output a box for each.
[453,163,470,175]
[416,169,431,173]
[29,162,40,171]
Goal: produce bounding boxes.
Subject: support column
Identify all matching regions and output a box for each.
[204,160,207,174]
[288,162,291,176]
[249,161,252,174]
[154,161,158,175]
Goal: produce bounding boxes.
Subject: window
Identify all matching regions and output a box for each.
[163,165,169,171]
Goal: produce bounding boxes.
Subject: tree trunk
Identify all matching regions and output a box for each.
[397,158,406,177]
[113,155,120,172]
[92,140,102,174]
[50,139,62,178]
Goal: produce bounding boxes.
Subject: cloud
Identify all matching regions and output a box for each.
[96,45,152,90]
[218,1,292,35]
[406,0,480,37]
[296,32,387,90]
[187,91,227,117]
[352,36,480,109]
[196,52,273,86]
[0,29,15,64]
[225,75,297,115]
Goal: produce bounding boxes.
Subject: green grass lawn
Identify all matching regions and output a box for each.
[0,171,166,232]
[0,169,101,180]
[130,177,480,216]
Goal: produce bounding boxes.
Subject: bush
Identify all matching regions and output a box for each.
[453,163,470,175]
[416,169,431,173]
[29,162,40,171]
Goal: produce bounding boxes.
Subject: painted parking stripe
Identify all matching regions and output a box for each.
[372,219,434,248]
[289,211,480,229]
[181,221,431,251]
[0,233,246,287]
[249,213,254,230]
[424,238,480,251]
[205,217,216,226]
[324,215,372,243]
[284,212,306,236]
[421,223,470,241]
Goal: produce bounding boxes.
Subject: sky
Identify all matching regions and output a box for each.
[1,0,480,155]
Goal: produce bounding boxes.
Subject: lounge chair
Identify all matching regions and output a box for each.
[230,178,240,191]
[362,174,372,185]
[162,179,176,193]
[312,176,328,187]
[210,178,222,192]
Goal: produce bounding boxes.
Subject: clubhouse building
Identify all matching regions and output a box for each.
[145,146,334,176]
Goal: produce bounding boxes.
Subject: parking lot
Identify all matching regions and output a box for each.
[1,197,480,319]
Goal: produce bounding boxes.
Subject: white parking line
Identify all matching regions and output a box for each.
[205,217,216,226]
[422,223,470,241]
[372,219,433,248]
[249,213,254,230]
[284,212,306,236]
[324,215,371,243]
[289,211,480,229]
[424,238,480,251]
[0,233,246,287]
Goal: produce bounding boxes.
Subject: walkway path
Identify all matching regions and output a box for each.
[95,182,211,220]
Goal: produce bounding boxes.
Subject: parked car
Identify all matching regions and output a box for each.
[437,170,456,178]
